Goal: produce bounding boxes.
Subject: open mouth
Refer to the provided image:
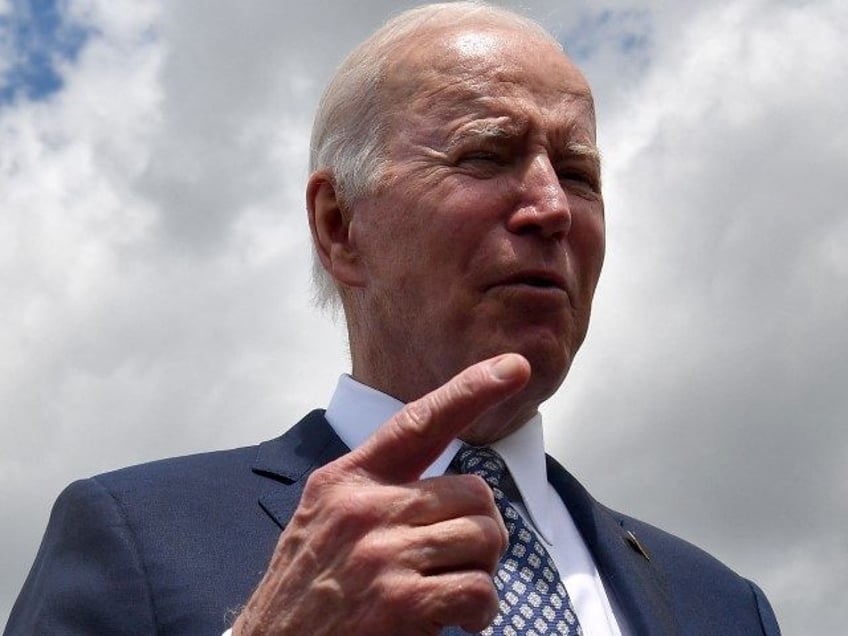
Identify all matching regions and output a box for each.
[487,271,571,307]
[485,268,569,295]
[521,276,560,289]
[499,271,566,291]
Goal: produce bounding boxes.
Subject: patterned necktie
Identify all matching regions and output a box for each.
[453,445,582,636]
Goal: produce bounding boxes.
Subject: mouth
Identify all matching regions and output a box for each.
[495,271,567,291]
[518,276,562,289]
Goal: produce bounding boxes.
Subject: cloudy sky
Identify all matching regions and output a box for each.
[1,0,845,631]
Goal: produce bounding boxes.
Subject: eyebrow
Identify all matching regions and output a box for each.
[445,119,602,170]
[566,140,601,169]
[445,119,516,152]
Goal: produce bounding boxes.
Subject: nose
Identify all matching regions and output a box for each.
[506,153,571,239]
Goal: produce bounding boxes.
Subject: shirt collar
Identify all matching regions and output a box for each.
[489,412,552,543]
[325,374,552,541]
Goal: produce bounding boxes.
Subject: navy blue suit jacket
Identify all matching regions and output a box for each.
[6,410,780,635]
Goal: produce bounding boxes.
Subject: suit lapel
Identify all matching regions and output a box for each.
[546,456,681,635]
[252,410,349,529]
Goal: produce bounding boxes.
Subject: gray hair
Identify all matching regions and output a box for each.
[308,1,562,311]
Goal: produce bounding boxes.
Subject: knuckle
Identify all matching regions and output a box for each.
[403,364,482,429]
[394,400,436,443]
[478,515,506,554]
[462,474,494,502]
[460,515,507,573]
[440,369,482,410]
[453,572,500,629]
[348,532,392,575]
[402,399,433,430]
[326,488,385,530]
[300,477,392,543]
[302,465,338,494]
[447,370,476,399]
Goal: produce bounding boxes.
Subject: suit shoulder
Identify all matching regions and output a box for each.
[544,458,780,633]
[613,510,744,580]
[89,409,332,496]
[93,443,261,489]
[606,507,781,634]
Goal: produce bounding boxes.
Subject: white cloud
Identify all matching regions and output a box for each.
[546,1,847,631]
[0,0,166,612]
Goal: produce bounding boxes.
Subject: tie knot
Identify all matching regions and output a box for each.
[452,444,507,489]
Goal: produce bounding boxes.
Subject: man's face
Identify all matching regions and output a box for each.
[347,25,605,431]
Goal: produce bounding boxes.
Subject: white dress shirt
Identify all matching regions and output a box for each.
[326,374,631,636]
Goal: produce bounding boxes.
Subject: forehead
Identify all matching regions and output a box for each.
[384,25,596,142]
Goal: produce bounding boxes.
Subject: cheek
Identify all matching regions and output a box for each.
[353,200,426,271]
[434,182,513,241]
[357,180,513,287]
[571,205,606,284]
[358,216,452,297]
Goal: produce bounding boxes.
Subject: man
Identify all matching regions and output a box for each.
[6,3,781,635]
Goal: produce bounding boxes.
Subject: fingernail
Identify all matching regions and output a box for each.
[489,355,523,381]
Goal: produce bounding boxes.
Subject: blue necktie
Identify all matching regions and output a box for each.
[453,445,582,636]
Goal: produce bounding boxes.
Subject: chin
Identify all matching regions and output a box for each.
[518,330,574,372]
[523,342,577,398]
[527,365,570,403]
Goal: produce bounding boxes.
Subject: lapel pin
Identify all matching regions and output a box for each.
[625,529,651,561]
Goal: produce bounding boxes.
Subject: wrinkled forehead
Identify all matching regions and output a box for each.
[386,26,592,116]
[382,25,596,140]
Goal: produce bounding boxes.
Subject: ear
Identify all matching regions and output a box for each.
[306,171,367,289]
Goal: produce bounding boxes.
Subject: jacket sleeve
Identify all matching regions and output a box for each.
[4,477,158,635]
[749,580,782,635]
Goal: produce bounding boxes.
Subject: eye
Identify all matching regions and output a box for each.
[460,150,505,165]
[455,149,509,178]
[558,169,589,184]
[556,167,601,195]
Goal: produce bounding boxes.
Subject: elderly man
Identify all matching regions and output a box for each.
[6,3,780,635]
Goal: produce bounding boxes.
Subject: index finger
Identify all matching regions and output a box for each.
[335,353,530,483]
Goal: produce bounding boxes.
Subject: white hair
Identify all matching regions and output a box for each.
[308,1,562,311]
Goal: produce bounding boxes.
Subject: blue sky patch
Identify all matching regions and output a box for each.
[562,8,652,67]
[0,0,89,105]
